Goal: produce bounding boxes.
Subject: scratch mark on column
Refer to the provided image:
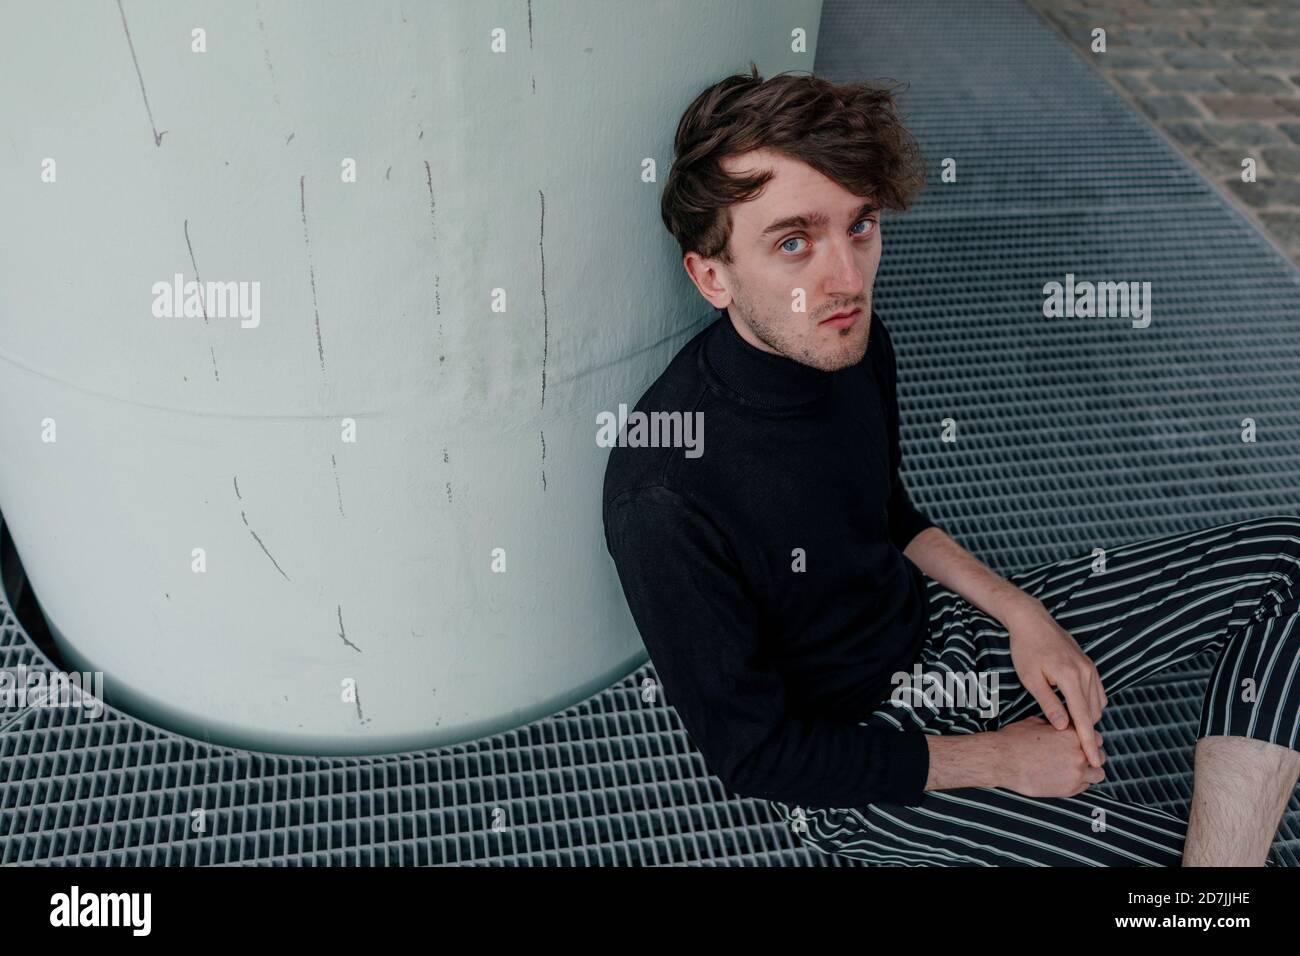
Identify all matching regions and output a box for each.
[183,221,209,326]
[331,452,345,516]
[528,0,535,93]
[443,445,452,502]
[539,189,548,410]
[299,175,326,373]
[539,188,548,491]
[184,219,221,382]
[285,132,294,146]
[235,474,291,580]
[116,0,166,146]
[423,162,437,240]
[248,525,290,580]
[256,2,282,110]
[337,605,361,652]
[385,165,391,181]
[424,160,445,356]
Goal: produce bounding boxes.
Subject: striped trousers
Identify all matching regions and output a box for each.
[770,513,1300,866]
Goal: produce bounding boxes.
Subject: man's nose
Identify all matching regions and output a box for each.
[823,240,867,297]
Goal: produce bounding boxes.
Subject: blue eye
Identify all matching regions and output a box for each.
[780,219,876,254]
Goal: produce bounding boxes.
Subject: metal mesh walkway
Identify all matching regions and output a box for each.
[2,0,1298,865]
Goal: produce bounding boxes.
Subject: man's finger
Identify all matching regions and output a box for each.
[1061,675,1103,767]
[1025,675,1069,729]
[1088,673,1103,726]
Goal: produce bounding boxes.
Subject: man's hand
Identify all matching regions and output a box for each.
[995,715,1107,798]
[1004,598,1109,767]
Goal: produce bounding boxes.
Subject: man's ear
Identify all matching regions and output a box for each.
[683,252,732,310]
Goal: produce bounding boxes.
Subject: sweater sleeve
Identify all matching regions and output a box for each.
[875,316,936,552]
[603,484,930,809]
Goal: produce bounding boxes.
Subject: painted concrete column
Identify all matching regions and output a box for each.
[0,0,822,753]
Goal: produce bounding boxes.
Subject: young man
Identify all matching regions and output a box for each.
[601,64,1300,866]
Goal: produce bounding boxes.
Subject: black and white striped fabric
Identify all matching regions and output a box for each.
[770,514,1300,866]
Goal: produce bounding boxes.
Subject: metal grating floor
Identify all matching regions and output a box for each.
[3,0,1299,866]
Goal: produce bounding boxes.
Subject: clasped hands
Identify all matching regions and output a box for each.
[1003,597,1109,768]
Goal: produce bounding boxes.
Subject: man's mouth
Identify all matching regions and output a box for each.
[820,307,862,328]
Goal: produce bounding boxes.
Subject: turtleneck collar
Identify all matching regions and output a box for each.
[700,307,835,409]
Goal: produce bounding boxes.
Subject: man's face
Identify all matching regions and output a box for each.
[684,147,881,372]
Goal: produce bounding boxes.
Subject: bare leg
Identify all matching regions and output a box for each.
[1182,736,1300,866]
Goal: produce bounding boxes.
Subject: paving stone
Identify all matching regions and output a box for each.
[1150,72,1227,92]
[1096,49,1164,69]
[1189,29,1254,47]
[1113,72,1151,95]
[1203,0,1281,9]
[1192,146,1264,179]
[1136,94,1204,120]
[1225,177,1300,207]
[1259,30,1300,49]
[1261,144,1300,174]
[1120,27,1194,48]
[1106,8,1208,27]
[1146,0,1206,9]
[1200,94,1296,119]
[1233,50,1300,69]
[1202,120,1289,146]
[1216,72,1290,94]
[1163,120,1216,147]
[1163,49,1236,69]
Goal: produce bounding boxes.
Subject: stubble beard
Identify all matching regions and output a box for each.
[731,281,871,373]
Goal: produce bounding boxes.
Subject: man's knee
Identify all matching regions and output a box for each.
[1253,513,1300,540]
[1233,513,1300,562]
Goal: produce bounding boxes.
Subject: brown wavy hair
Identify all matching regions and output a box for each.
[660,62,927,263]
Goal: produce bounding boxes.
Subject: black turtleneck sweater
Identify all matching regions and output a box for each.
[601,307,935,810]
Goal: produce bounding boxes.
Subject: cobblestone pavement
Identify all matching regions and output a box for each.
[1026,0,1300,266]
